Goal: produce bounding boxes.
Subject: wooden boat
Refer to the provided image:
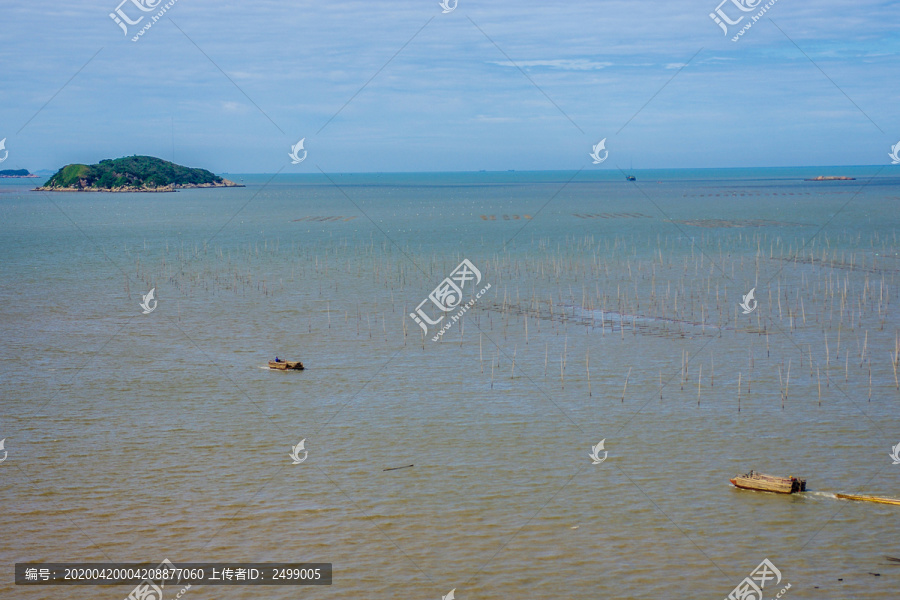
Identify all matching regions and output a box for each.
[730,470,806,494]
[836,493,900,506]
[268,360,304,370]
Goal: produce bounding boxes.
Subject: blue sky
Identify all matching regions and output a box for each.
[1,0,898,173]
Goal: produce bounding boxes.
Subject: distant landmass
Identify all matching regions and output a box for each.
[0,169,38,178]
[34,155,244,192]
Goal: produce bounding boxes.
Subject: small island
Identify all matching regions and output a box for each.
[34,155,243,192]
[0,169,39,178]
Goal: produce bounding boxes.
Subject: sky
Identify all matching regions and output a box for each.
[1,0,899,173]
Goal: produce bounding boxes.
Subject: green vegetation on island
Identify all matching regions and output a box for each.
[0,169,35,177]
[35,155,242,192]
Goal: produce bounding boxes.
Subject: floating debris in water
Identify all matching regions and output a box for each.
[574,212,652,219]
[292,215,357,222]
[480,214,532,220]
[665,218,806,228]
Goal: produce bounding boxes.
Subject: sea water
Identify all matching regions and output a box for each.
[1,168,899,599]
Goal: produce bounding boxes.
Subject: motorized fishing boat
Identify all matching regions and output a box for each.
[268,359,304,370]
[835,493,900,506]
[730,470,806,494]
[625,175,636,181]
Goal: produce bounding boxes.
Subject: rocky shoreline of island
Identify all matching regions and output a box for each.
[33,179,243,192]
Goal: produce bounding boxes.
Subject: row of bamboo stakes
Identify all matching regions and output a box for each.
[121,227,898,409]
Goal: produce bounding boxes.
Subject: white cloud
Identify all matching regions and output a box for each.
[487,59,614,71]
[473,115,519,123]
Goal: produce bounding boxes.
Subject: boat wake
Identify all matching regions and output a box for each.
[803,491,838,500]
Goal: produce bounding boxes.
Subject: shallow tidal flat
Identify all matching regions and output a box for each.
[1,173,899,599]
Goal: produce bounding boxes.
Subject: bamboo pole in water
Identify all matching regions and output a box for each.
[860,330,868,367]
[778,364,784,409]
[785,359,791,410]
[480,334,483,373]
[544,343,548,378]
[622,367,631,403]
[697,364,702,407]
[490,348,496,389]
[586,348,592,397]
[560,353,565,389]
[807,345,813,377]
[891,352,899,390]
[817,365,822,406]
